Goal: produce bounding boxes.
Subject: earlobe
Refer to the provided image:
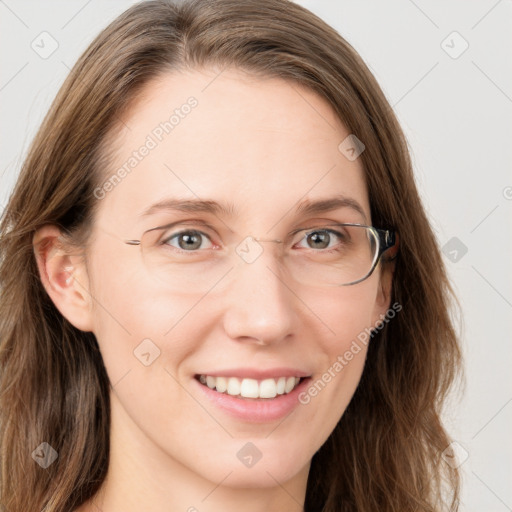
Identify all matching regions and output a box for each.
[33,225,94,332]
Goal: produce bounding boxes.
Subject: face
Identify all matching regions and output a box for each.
[52,68,392,490]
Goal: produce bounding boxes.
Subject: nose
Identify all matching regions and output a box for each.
[221,242,299,346]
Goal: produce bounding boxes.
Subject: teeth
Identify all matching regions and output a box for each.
[198,375,303,398]
[215,376,227,393]
[260,378,277,398]
[284,376,296,393]
[240,378,259,398]
[227,377,241,396]
[276,377,286,395]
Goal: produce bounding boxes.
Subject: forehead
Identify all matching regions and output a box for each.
[96,68,370,231]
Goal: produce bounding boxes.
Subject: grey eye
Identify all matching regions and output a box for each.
[306,231,331,249]
[164,230,212,251]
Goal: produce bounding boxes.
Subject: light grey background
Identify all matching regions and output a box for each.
[1,1,511,510]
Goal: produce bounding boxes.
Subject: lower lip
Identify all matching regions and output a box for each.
[193,377,311,423]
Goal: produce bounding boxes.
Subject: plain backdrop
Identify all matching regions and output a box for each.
[1,1,511,510]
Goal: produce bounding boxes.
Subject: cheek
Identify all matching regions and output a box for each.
[306,277,379,353]
[294,281,378,432]
[86,246,204,385]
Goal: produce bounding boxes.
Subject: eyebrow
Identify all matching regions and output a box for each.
[139,194,368,223]
[295,195,367,222]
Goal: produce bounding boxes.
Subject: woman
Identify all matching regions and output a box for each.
[0,0,462,511]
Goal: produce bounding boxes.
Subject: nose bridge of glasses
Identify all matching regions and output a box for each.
[253,237,283,243]
[226,235,300,290]
[231,236,285,267]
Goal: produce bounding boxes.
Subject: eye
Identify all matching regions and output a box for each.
[162,230,214,251]
[296,228,347,250]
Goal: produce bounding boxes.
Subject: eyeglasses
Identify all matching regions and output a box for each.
[123,222,398,291]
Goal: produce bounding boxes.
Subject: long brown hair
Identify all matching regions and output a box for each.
[0,1,462,510]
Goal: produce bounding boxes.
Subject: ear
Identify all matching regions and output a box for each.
[370,262,395,326]
[33,225,94,332]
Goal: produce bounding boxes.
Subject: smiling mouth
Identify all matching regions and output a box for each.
[195,374,306,399]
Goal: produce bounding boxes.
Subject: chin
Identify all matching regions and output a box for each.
[175,438,312,489]
[207,458,309,489]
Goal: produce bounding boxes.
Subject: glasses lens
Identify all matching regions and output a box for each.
[287,224,379,286]
[140,226,234,293]
[139,224,380,290]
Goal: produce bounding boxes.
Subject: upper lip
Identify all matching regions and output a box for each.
[195,367,312,380]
